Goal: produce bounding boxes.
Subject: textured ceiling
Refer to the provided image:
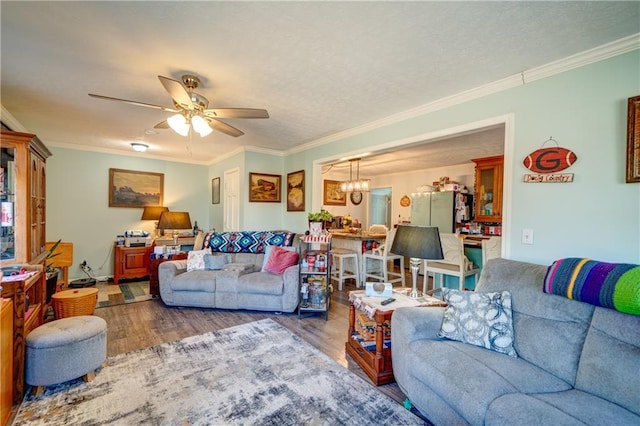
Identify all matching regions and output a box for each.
[1,1,639,175]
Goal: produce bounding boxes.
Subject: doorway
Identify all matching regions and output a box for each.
[370,187,392,229]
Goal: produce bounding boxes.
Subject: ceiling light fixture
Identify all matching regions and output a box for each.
[340,158,370,193]
[131,142,149,152]
[167,112,213,138]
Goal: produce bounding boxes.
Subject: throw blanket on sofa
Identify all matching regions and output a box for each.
[203,231,295,253]
[543,258,640,315]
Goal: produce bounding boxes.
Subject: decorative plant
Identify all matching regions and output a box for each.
[45,239,62,279]
[308,210,333,222]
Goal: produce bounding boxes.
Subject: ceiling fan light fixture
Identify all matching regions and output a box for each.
[167,113,190,136]
[192,115,213,137]
[131,143,148,152]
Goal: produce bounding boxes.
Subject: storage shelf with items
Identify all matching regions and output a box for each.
[472,155,504,223]
[298,234,332,320]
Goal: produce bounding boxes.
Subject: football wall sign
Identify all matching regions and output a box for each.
[523,138,577,183]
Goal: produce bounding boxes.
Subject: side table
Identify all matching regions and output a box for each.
[148,253,188,297]
[113,244,152,284]
[345,289,446,385]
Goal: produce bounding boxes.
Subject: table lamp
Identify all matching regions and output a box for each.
[157,211,192,245]
[391,225,444,298]
[141,206,169,238]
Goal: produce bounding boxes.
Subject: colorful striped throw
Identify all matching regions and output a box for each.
[543,258,640,316]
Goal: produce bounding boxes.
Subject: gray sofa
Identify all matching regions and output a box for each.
[392,258,640,426]
[158,232,300,313]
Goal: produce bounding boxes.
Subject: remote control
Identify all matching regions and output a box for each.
[381,297,395,306]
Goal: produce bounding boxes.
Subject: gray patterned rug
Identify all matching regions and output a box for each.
[13,319,425,425]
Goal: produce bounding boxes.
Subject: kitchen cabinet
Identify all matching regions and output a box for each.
[472,155,503,223]
[0,130,52,265]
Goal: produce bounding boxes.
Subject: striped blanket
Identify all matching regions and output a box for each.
[543,258,640,316]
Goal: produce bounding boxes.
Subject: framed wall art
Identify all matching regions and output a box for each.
[249,172,281,202]
[211,177,221,204]
[323,180,346,206]
[109,168,163,208]
[626,95,640,183]
[286,170,305,211]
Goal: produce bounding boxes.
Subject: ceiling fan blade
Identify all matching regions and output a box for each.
[154,120,169,129]
[158,75,194,109]
[208,118,244,137]
[88,93,178,112]
[203,108,269,119]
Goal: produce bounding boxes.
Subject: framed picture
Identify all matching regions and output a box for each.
[626,95,640,183]
[211,177,220,204]
[109,168,163,208]
[323,180,346,206]
[286,170,305,211]
[249,172,281,202]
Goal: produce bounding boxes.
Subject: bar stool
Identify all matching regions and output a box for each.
[362,228,405,287]
[331,248,360,291]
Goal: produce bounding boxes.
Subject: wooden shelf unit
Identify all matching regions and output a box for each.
[1,298,13,426]
[0,266,45,403]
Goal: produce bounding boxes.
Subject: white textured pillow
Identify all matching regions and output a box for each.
[186,249,209,272]
[261,245,298,272]
[438,288,518,357]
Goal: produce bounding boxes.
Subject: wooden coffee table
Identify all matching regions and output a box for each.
[345,288,446,385]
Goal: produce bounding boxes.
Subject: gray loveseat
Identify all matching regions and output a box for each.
[158,231,300,313]
[392,258,640,425]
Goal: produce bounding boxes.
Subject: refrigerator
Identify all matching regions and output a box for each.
[410,191,473,233]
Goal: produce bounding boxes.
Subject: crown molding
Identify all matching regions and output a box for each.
[1,106,29,132]
[287,33,640,156]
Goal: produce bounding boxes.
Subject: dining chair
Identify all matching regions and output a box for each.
[423,233,479,292]
[481,236,502,266]
[362,228,405,287]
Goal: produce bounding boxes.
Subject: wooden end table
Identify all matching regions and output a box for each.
[148,253,188,297]
[345,288,446,385]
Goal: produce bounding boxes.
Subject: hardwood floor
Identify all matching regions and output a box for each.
[93,278,412,405]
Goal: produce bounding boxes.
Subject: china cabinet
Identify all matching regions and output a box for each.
[472,155,504,223]
[0,130,52,265]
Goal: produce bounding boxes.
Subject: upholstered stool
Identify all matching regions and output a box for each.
[26,315,107,396]
[331,248,360,291]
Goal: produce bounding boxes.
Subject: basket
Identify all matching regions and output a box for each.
[52,288,98,319]
[355,311,391,341]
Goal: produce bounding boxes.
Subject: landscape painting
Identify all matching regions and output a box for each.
[109,168,164,208]
[249,172,281,202]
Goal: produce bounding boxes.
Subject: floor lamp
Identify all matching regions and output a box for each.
[391,225,444,298]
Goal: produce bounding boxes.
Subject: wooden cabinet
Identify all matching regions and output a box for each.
[0,130,51,266]
[114,244,151,284]
[0,267,45,403]
[148,252,188,297]
[1,299,13,426]
[472,155,504,223]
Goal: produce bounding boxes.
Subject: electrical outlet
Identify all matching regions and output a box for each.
[522,229,534,245]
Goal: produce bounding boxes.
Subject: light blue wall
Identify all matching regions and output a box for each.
[287,51,640,264]
[47,148,208,280]
[45,50,640,281]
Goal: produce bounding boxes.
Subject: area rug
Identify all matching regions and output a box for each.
[96,280,151,308]
[13,319,425,425]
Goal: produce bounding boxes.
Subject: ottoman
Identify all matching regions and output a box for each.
[25,315,107,395]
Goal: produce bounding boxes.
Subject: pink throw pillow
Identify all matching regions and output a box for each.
[263,246,299,274]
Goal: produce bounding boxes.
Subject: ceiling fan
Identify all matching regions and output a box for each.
[89,74,269,137]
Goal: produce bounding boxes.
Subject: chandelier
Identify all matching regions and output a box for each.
[340,158,370,193]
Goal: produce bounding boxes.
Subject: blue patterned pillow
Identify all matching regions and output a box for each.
[438,288,518,358]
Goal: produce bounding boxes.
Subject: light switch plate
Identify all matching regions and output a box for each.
[522,229,534,245]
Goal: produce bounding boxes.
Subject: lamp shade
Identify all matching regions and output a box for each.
[157,211,192,230]
[391,225,444,260]
[140,206,169,220]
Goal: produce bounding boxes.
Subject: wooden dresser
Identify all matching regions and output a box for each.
[1,298,13,426]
